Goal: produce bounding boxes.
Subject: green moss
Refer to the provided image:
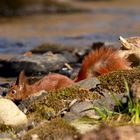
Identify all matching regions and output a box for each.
[26,86,99,122]
[53,86,97,100]
[0,124,14,133]
[27,86,98,114]
[28,106,56,122]
[76,115,130,126]
[103,114,131,126]
[74,116,99,125]
[0,124,17,139]
[23,118,80,140]
[98,68,140,94]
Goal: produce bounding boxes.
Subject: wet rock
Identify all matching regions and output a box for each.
[0,52,77,77]
[0,98,27,127]
[57,65,73,78]
[31,43,90,64]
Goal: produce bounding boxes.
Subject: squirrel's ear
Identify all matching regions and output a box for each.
[16,71,26,88]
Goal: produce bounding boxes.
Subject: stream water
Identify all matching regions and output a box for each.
[0,1,140,54]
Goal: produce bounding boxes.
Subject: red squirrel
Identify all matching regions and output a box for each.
[6,47,131,101]
[6,72,74,101]
[75,47,131,81]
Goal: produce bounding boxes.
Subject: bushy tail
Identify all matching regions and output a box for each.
[76,47,131,82]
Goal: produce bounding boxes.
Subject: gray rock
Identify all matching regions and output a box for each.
[71,120,98,134]
[0,52,77,77]
[0,82,10,96]
[69,101,96,118]
[0,98,27,126]
[75,77,126,111]
[0,133,16,140]
[64,100,99,123]
[75,77,100,89]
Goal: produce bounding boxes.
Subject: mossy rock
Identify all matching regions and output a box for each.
[28,106,56,122]
[23,118,80,140]
[0,124,17,139]
[0,124,14,133]
[98,68,140,94]
[25,69,140,123]
[26,86,99,122]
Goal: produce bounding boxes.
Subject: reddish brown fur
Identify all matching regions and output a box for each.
[76,47,131,81]
[6,72,74,101]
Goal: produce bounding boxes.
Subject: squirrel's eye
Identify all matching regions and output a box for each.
[11,90,16,94]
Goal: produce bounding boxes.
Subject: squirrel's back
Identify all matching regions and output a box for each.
[76,47,131,81]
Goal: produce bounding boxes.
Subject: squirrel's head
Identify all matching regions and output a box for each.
[6,71,27,101]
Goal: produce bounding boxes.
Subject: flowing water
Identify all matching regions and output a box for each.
[0,0,140,54]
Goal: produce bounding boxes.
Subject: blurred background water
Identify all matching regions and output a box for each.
[0,0,140,54]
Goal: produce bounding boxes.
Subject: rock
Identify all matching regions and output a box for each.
[0,82,11,96]
[64,101,97,123]
[0,98,27,126]
[75,77,100,89]
[0,52,77,77]
[30,43,77,54]
[0,133,16,140]
[64,93,124,122]
[91,41,115,50]
[71,120,98,134]
[119,36,140,67]
[67,101,97,119]
[18,92,47,113]
[81,124,140,140]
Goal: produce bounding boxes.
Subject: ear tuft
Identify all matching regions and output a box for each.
[15,71,26,87]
